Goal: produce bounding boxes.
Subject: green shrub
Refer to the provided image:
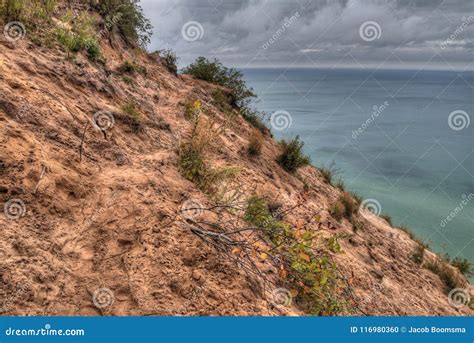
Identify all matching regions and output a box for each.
[93,0,152,48]
[245,196,272,228]
[244,195,288,243]
[84,37,101,60]
[244,195,348,315]
[179,142,206,184]
[1,0,57,46]
[157,49,178,74]
[325,234,345,253]
[277,136,311,173]
[449,257,473,277]
[0,0,26,21]
[183,57,255,107]
[1,0,56,22]
[287,230,347,315]
[55,10,102,61]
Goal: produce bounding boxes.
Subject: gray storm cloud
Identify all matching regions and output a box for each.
[140,0,473,70]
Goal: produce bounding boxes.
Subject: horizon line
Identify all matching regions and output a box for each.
[234,65,474,73]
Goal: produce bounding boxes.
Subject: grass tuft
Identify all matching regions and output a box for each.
[277,136,311,173]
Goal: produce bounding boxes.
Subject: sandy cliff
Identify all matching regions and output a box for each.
[0,6,472,316]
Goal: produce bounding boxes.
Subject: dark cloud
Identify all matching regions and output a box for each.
[140,0,474,70]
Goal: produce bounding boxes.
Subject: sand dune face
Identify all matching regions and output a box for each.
[0,9,472,316]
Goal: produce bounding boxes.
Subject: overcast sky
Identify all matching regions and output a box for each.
[140,0,473,70]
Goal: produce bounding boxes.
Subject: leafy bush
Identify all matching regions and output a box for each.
[157,49,178,74]
[244,195,348,315]
[0,0,26,21]
[247,129,263,157]
[244,196,272,227]
[179,142,207,184]
[55,11,102,61]
[182,57,255,107]
[1,0,56,23]
[84,37,101,60]
[277,136,311,173]
[93,0,152,48]
[448,257,473,277]
[244,195,289,243]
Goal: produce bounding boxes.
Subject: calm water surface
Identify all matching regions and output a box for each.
[243,68,474,266]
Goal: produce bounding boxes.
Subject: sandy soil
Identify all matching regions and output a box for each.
[0,27,472,316]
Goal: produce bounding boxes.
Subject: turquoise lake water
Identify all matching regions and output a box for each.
[243,68,473,266]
